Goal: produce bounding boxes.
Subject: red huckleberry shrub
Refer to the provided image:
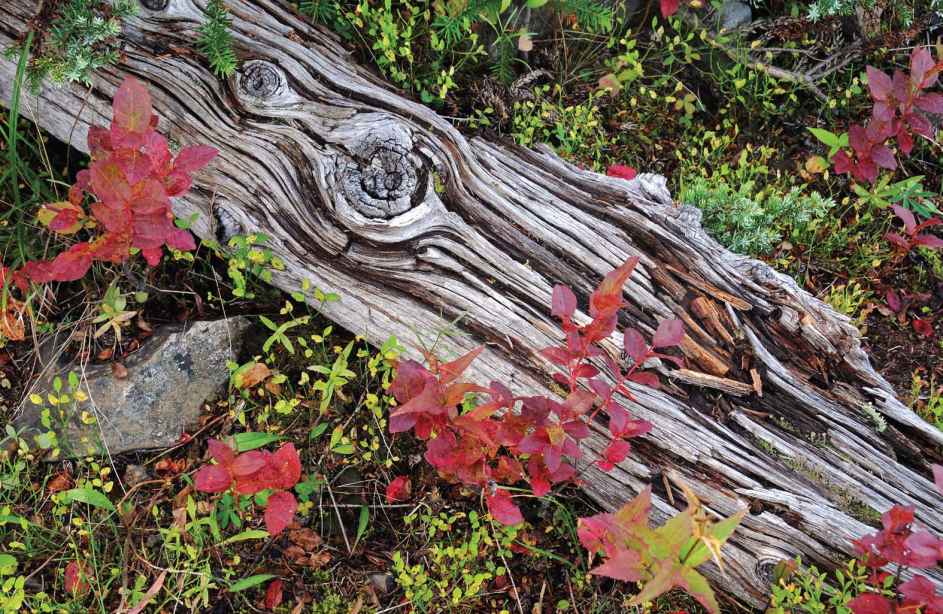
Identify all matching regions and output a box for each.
[831,47,943,186]
[387,257,684,525]
[21,76,216,282]
[193,439,302,536]
[847,464,943,614]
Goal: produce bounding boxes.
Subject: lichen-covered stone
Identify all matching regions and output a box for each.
[19,317,249,457]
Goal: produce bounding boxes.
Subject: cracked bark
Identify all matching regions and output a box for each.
[2,0,941,606]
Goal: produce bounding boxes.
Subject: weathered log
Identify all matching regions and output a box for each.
[2,0,941,606]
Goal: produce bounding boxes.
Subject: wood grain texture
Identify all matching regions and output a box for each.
[2,0,941,605]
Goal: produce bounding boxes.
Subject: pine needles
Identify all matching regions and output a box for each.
[5,0,137,90]
[198,0,238,78]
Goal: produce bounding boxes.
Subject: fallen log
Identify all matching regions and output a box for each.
[2,0,941,606]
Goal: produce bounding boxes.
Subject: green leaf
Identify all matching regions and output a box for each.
[228,573,275,593]
[648,510,691,561]
[331,443,355,455]
[234,432,281,452]
[221,529,270,545]
[807,127,839,148]
[526,0,549,6]
[0,554,17,575]
[683,508,746,568]
[60,487,115,511]
[681,567,720,614]
[309,423,329,440]
[630,561,682,607]
[355,505,369,547]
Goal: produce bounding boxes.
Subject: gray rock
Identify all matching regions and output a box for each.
[719,0,752,30]
[369,573,396,595]
[19,317,249,457]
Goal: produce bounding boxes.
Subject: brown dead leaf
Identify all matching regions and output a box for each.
[264,379,282,396]
[97,347,114,361]
[288,528,322,550]
[517,32,533,52]
[172,506,187,531]
[111,362,129,379]
[47,471,73,494]
[154,458,187,476]
[236,362,271,389]
[173,485,192,510]
[0,305,25,342]
[283,545,331,569]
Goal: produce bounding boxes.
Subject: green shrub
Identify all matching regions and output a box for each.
[9,0,137,89]
[768,557,879,614]
[681,176,835,257]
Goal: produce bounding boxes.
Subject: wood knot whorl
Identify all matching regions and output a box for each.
[342,136,426,219]
[140,0,168,10]
[238,61,283,100]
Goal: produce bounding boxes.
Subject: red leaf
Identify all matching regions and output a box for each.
[885,289,902,313]
[64,560,89,596]
[263,579,284,610]
[90,159,133,206]
[866,66,893,101]
[438,346,483,384]
[904,531,943,567]
[486,488,523,525]
[552,284,577,319]
[527,458,551,497]
[167,228,196,251]
[385,476,411,503]
[869,145,896,171]
[111,77,153,148]
[893,205,917,234]
[264,491,298,536]
[590,257,638,319]
[832,150,852,175]
[899,575,942,609]
[660,0,680,18]
[606,164,638,181]
[911,46,938,89]
[885,232,910,250]
[913,317,934,338]
[916,92,943,114]
[623,328,648,364]
[590,549,643,582]
[628,371,660,389]
[652,318,684,348]
[915,234,943,249]
[270,443,302,489]
[597,439,631,471]
[174,145,218,173]
[41,243,94,282]
[848,593,892,614]
[194,464,232,493]
[232,451,269,478]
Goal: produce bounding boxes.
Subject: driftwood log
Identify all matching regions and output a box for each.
[2,0,942,606]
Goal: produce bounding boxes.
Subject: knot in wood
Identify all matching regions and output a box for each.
[238,61,282,99]
[140,0,168,10]
[342,138,424,219]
